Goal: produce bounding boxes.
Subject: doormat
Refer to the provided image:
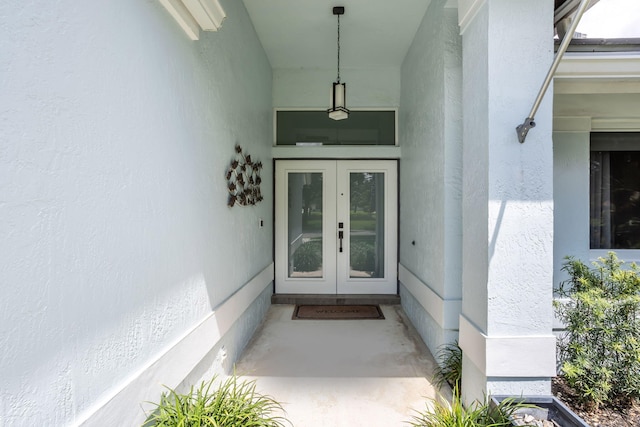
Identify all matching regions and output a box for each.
[292,305,385,320]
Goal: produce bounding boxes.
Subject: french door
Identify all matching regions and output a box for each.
[275,160,397,294]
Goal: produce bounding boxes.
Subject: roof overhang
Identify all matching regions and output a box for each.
[554,49,640,132]
[557,52,640,81]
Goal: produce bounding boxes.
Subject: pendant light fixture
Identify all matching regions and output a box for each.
[328,6,349,121]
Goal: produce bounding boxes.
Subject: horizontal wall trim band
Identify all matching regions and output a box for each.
[75,263,274,427]
[554,79,640,95]
[553,116,591,132]
[398,264,461,330]
[458,315,556,378]
[272,146,401,160]
[554,116,640,132]
[592,117,640,131]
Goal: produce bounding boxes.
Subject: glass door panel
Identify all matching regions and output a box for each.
[288,172,323,278]
[336,161,397,294]
[349,172,385,278]
[276,161,336,294]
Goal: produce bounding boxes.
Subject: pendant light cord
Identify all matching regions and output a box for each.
[336,14,341,83]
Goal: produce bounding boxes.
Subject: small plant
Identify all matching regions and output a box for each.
[144,375,290,427]
[433,341,463,393]
[292,240,321,272]
[555,252,640,409]
[407,392,527,427]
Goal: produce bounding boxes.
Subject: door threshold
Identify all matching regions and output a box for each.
[271,293,400,306]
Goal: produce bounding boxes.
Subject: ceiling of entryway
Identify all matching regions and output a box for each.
[242,0,599,70]
[241,0,434,69]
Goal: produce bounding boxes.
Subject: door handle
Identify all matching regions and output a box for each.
[338,230,344,253]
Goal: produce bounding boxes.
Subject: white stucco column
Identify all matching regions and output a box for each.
[458,0,556,402]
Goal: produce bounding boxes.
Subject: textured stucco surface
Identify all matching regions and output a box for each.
[0,0,272,425]
[552,132,590,287]
[178,285,273,392]
[400,284,458,355]
[461,0,554,336]
[460,0,555,400]
[398,0,462,354]
[461,3,490,333]
[484,0,555,331]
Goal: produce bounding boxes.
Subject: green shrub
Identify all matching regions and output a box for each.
[555,252,640,409]
[143,375,290,427]
[293,241,321,272]
[433,341,463,394]
[350,241,375,272]
[407,393,525,427]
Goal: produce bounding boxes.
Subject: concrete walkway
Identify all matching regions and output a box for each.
[235,304,447,427]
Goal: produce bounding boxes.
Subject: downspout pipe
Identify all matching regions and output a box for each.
[516,0,591,143]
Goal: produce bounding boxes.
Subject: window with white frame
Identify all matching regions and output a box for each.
[590,132,640,249]
[275,111,397,146]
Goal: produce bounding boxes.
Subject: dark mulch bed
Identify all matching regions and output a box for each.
[552,377,640,427]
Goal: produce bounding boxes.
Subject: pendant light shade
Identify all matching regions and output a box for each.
[328,7,349,121]
[329,82,348,120]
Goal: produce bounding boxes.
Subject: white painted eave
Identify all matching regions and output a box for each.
[556,52,640,79]
[158,0,226,40]
[182,0,226,31]
[158,0,201,40]
[457,0,485,34]
[554,52,640,132]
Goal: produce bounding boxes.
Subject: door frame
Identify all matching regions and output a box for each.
[274,159,398,295]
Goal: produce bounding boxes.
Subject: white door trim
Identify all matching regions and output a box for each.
[336,160,397,294]
[275,160,397,295]
[275,161,337,294]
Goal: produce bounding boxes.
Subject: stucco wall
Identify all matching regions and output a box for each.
[460,3,490,332]
[459,0,555,401]
[552,132,590,287]
[0,0,272,425]
[398,1,462,354]
[461,0,554,336]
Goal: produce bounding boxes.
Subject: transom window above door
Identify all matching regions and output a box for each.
[275,110,397,146]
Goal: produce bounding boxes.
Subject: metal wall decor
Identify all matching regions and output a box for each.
[226,144,263,207]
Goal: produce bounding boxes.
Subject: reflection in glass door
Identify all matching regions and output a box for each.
[287,172,323,279]
[348,172,384,278]
[275,160,397,294]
